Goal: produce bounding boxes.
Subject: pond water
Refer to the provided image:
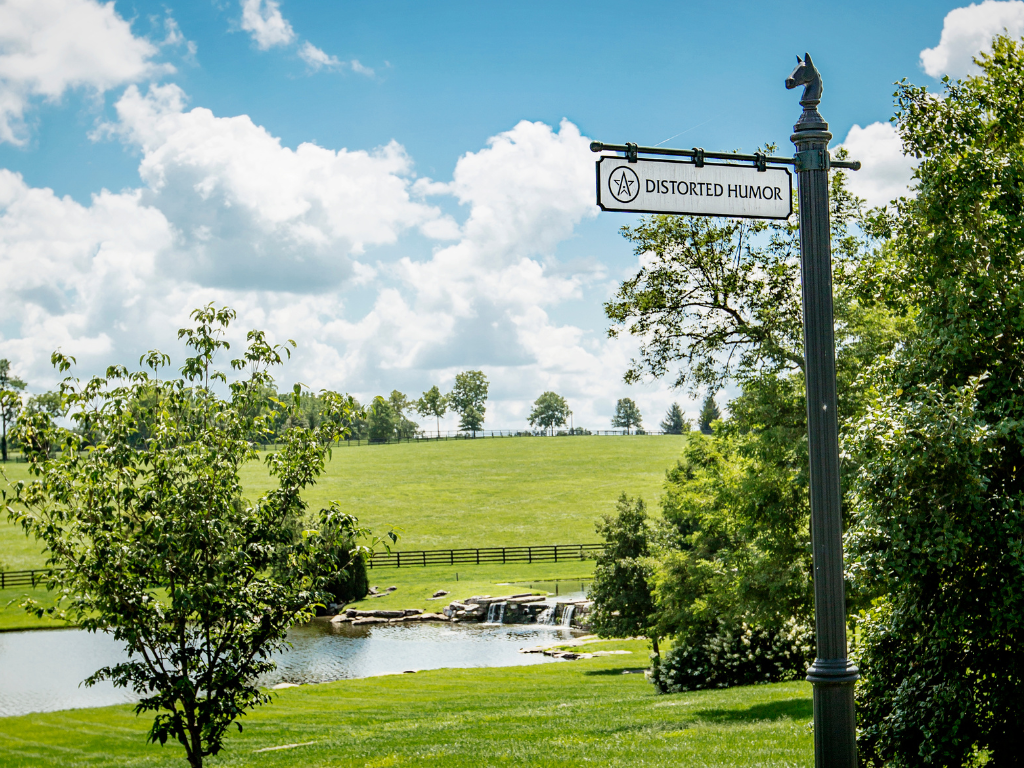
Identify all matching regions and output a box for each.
[0,612,581,718]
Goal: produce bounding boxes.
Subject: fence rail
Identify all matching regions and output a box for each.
[367,543,605,569]
[0,569,52,589]
[0,544,606,588]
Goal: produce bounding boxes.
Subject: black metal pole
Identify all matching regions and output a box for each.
[787,56,859,768]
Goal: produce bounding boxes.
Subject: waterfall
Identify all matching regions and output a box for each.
[536,607,555,625]
[485,602,506,624]
[560,604,575,627]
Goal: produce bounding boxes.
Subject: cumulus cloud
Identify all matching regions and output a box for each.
[240,0,295,50]
[2,102,680,429]
[105,84,444,291]
[0,169,175,379]
[0,0,167,144]
[921,0,1024,79]
[837,122,917,208]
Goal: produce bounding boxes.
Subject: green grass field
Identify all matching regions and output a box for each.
[242,435,686,550]
[0,639,814,767]
[2,435,687,572]
[2,436,683,629]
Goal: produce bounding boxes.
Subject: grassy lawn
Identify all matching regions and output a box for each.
[0,562,595,632]
[348,560,596,613]
[2,435,686,573]
[0,639,814,767]
[242,435,686,550]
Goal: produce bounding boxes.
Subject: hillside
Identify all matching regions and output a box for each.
[1,435,687,571]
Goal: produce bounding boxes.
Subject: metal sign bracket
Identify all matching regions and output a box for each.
[795,148,830,172]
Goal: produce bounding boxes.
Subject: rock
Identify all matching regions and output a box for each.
[403,609,423,616]
[368,586,379,595]
[272,682,300,689]
[329,614,351,624]
[351,617,389,626]
[507,595,547,604]
[348,610,406,619]
[432,590,449,598]
[387,586,397,591]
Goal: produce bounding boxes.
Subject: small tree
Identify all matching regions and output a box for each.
[459,403,484,436]
[698,394,720,434]
[367,396,397,442]
[449,371,488,437]
[660,403,689,434]
[388,390,419,439]
[589,494,660,657]
[1,306,390,768]
[415,385,448,438]
[0,359,26,461]
[612,397,642,434]
[528,391,570,435]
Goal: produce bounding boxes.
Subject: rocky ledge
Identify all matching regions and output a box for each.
[329,608,449,625]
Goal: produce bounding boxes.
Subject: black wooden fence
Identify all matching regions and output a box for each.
[0,569,50,589]
[367,543,605,569]
[0,543,606,588]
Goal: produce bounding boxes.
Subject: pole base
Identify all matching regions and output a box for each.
[808,659,859,768]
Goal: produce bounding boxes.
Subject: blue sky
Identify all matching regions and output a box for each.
[0,0,1009,430]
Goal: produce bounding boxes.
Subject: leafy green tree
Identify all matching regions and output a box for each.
[449,371,488,437]
[528,391,570,435]
[660,402,689,434]
[458,403,484,436]
[1,306,390,768]
[697,394,720,434]
[388,390,419,439]
[589,494,660,656]
[602,155,907,696]
[416,385,449,438]
[367,396,397,442]
[24,390,61,416]
[847,37,1024,766]
[0,359,26,461]
[611,397,642,434]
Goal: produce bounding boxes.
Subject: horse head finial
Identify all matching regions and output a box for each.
[785,52,823,106]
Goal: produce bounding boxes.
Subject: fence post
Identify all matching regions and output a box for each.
[555,546,559,563]
[397,551,401,568]
[476,548,480,565]
[528,546,532,564]
[503,547,506,564]
[422,551,426,567]
[450,550,454,566]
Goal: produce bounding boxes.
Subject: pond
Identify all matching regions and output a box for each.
[0,612,582,718]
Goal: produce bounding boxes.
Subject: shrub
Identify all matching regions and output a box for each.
[649,619,814,693]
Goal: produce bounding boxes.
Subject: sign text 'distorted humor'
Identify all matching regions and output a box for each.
[596,156,792,219]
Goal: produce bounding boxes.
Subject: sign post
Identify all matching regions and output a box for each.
[590,53,859,768]
[787,53,859,768]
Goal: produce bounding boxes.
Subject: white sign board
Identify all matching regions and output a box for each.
[596,156,792,219]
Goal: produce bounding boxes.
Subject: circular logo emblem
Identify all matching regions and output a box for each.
[608,165,640,203]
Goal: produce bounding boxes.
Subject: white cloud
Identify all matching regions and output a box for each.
[159,15,197,61]
[2,105,681,430]
[837,122,916,208]
[921,0,1024,78]
[105,84,444,291]
[0,169,175,379]
[240,0,295,50]
[298,42,340,71]
[0,0,167,145]
[350,59,374,77]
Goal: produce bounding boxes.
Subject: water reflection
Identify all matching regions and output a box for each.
[0,618,578,718]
